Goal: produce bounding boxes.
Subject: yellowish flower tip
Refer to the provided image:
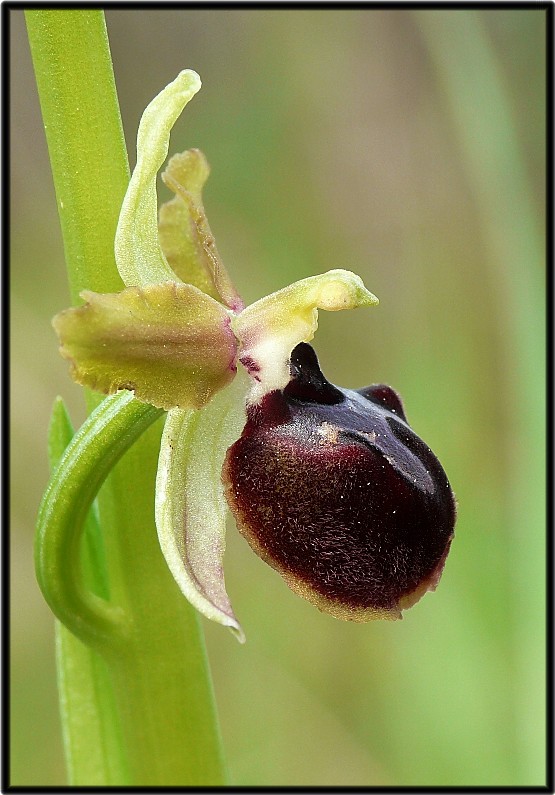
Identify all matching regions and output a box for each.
[173,69,202,98]
[315,269,379,311]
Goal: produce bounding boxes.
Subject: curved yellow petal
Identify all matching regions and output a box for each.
[233,269,378,401]
[159,149,243,311]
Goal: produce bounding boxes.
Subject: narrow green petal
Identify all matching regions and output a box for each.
[158,150,216,299]
[155,376,247,642]
[159,149,243,311]
[115,70,201,287]
[233,269,378,400]
[53,282,238,410]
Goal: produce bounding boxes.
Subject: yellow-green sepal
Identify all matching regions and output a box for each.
[53,282,238,410]
[114,70,202,288]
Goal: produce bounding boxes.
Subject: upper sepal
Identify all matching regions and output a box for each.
[115,70,203,288]
[53,282,238,410]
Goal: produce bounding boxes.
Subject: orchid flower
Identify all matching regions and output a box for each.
[46,70,455,643]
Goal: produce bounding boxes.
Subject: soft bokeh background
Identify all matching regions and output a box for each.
[10,8,546,786]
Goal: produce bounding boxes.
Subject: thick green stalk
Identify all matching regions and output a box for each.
[25,10,127,300]
[27,10,227,785]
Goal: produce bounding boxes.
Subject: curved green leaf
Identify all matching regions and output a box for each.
[48,397,128,785]
[36,391,164,651]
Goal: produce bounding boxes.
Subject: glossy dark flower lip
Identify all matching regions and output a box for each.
[223,343,456,621]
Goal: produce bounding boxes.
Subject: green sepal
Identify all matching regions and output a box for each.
[114,70,201,288]
[53,281,238,410]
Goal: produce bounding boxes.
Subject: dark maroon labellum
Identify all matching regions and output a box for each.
[223,343,456,620]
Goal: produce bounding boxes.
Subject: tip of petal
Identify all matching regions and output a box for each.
[175,69,202,95]
[316,270,379,311]
[228,622,246,644]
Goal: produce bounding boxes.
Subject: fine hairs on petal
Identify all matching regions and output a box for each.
[223,343,456,621]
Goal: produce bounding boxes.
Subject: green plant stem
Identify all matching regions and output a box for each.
[27,10,227,785]
[25,9,127,301]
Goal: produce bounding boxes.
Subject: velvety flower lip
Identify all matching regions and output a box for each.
[223,342,456,621]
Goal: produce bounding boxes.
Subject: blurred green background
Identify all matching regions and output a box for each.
[10,8,546,786]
